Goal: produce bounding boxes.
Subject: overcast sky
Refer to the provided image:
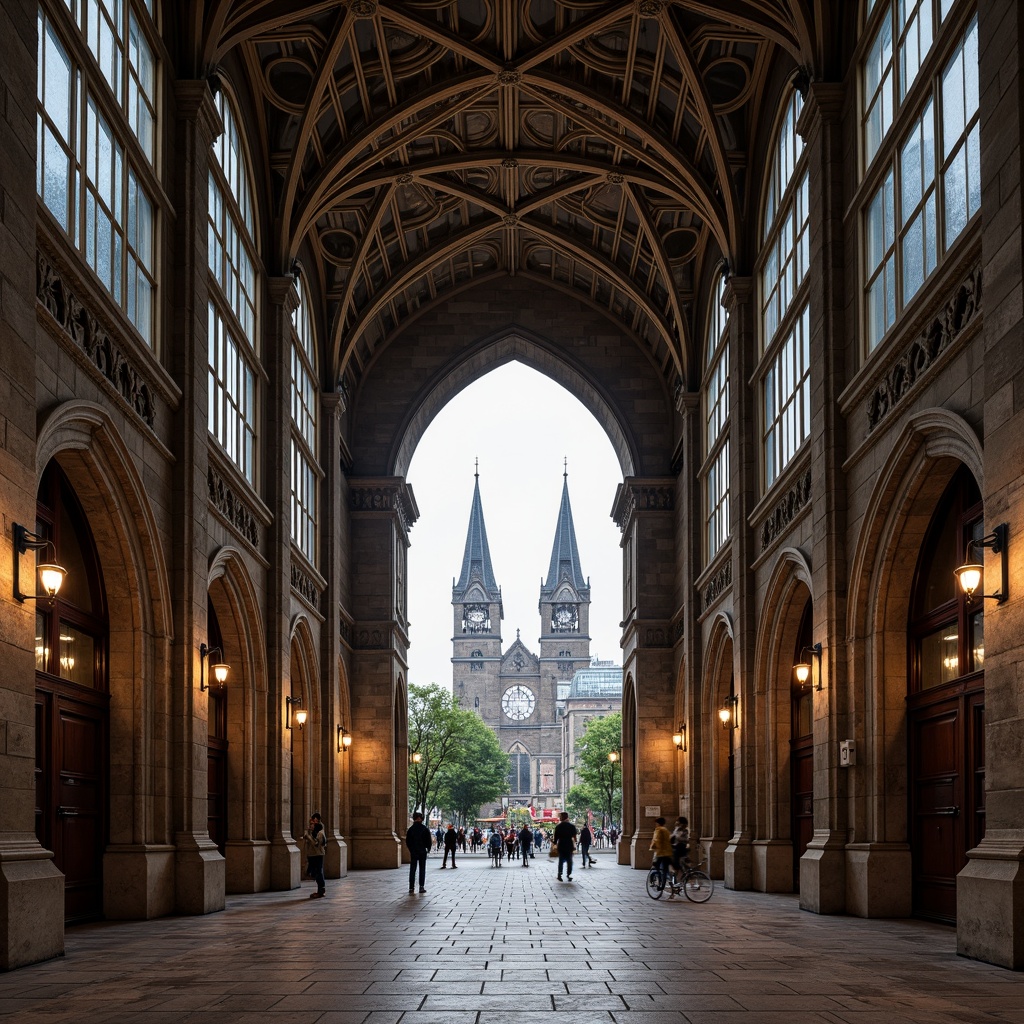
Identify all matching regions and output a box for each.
[406,362,625,690]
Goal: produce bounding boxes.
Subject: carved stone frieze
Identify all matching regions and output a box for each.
[354,625,390,649]
[868,262,982,431]
[290,564,321,610]
[702,561,731,612]
[37,251,156,429]
[339,615,353,646]
[760,469,812,551]
[208,466,259,546]
[350,483,417,533]
[612,480,674,530]
[643,626,671,647]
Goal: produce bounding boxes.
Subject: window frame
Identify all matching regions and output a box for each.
[290,274,320,567]
[700,271,730,565]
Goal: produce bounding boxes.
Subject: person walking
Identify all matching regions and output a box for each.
[441,823,458,868]
[649,817,673,892]
[578,823,594,868]
[300,812,327,899]
[405,811,432,893]
[518,823,533,866]
[553,812,578,881]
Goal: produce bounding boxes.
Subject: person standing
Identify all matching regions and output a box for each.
[518,823,533,866]
[649,817,673,892]
[553,812,578,881]
[405,811,432,894]
[578,823,594,868]
[441,823,458,868]
[300,812,327,899]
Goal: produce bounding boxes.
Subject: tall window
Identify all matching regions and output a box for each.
[702,272,729,561]
[509,751,531,795]
[861,4,978,352]
[291,275,318,565]
[36,1,158,344]
[208,88,259,486]
[760,89,810,489]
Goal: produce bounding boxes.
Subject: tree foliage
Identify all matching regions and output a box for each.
[574,711,623,825]
[407,683,509,823]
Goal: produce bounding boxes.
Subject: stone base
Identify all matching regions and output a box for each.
[0,839,64,970]
[174,837,225,915]
[103,845,175,919]
[725,834,753,890]
[630,829,654,870]
[349,831,401,869]
[270,836,301,890]
[845,843,912,917]
[324,835,348,879]
[616,837,630,865]
[225,840,271,894]
[799,829,847,914]
[957,833,1024,969]
[702,837,729,880]
[752,839,794,893]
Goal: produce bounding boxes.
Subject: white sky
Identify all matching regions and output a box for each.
[406,362,625,689]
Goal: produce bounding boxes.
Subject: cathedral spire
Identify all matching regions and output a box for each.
[453,465,501,597]
[541,468,588,595]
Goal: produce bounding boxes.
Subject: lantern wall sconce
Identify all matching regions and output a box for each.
[954,523,1009,604]
[672,724,687,751]
[337,725,352,752]
[794,642,823,691]
[286,695,306,730]
[13,523,67,603]
[199,643,229,692]
[719,694,739,729]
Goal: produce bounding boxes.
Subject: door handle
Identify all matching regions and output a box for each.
[933,806,960,817]
[57,806,79,817]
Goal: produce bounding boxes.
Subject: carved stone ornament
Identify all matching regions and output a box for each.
[355,626,389,649]
[498,67,522,86]
[868,262,982,431]
[37,251,156,429]
[349,0,377,16]
[350,485,414,533]
[501,157,519,169]
[339,615,353,646]
[503,213,519,226]
[208,466,259,546]
[702,561,732,612]
[290,564,321,610]
[636,0,665,16]
[614,482,674,529]
[395,172,413,185]
[760,469,812,551]
[607,172,625,185]
[644,626,670,647]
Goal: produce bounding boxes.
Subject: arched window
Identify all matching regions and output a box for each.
[36,0,159,344]
[759,88,809,490]
[290,274,319,564]
[910,468,984,690]
[509,750,531,795]
[702,270,729,561]
[861,3,978,352]
[208,87,259,485]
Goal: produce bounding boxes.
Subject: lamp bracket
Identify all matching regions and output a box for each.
[13,522,64,603]
[965,523,1009,603]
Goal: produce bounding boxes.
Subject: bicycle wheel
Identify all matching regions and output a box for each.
[646,868,665,900]
[682,869,714,902]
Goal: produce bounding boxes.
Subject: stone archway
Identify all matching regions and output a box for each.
[701,614,735,880]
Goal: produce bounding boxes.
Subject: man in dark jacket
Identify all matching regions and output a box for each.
[518,823,534,866]
[441,823,458,868]
[553,812,578,881]
[406,811,432,893]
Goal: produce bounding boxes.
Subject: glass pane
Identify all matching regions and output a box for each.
[919,500,958,612]
[35,611,49,672]
[58,501,94,612]
[920,625,959,689]
[58,622,97,688]
[969,609,984,672]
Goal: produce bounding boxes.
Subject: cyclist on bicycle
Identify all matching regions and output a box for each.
[649,817,673,891]
[669,816,689,894]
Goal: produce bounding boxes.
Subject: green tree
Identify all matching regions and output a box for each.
[434,713,510,825]
[574,712,623,826]
[565,781,603,822]
[407,684,469,817]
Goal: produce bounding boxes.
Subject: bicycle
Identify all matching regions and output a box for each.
[646,856,714,902]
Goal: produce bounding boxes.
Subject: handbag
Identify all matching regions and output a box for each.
[548,845,558,858]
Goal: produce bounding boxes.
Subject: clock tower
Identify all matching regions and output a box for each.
[452,466,503,718]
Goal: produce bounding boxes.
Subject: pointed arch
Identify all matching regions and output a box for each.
[701,612,735,876]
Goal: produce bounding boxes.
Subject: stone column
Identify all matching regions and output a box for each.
[793,82,854,915]
[957,0,1024,969]
[612,478,676,870]
[0,0,65,970]
[265,277,303,891]
[320,392,348,879]
[347,478,418,868]
[167,81,225,915]
[723,276,756,891]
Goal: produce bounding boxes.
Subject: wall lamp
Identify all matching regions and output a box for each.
[13,523,67,603]
[337,725,352,752]
[954,523,1009,604]
[286,695,306,730]
[672,724,687,751]
[410,751,422,764]
[719,694,739,729]
[199,642,229,692]
[794,642,823,691]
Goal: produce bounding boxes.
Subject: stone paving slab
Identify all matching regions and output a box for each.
[1,851,1023,1022]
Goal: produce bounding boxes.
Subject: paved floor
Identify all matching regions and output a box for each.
[1,848,1022,1023]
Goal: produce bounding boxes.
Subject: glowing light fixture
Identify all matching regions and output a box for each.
[794,642,823,691]
[338,726,352,752]
[672,724,687,751]
[199,642,229,692]
[719,694,739,728]
[286,695,305,729]
[13,523,67,603]
[955,523,1009,603]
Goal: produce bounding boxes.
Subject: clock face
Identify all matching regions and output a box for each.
[501,685,536,721]
[553,605,577,630]
[465,605,487,629]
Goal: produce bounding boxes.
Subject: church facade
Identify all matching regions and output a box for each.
[452,472,591,817]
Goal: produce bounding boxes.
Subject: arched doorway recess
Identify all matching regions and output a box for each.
[701,616,735,881]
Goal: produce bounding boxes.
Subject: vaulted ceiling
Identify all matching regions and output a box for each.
[185,0,838,392]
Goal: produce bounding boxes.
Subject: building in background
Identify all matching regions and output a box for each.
[560,660,623,797]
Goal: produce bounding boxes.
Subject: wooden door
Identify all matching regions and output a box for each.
[790,738,813,890]
[207,690,228,854]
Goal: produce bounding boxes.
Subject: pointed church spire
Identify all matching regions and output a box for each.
[541,467,588,594]
[453,464,501,597]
